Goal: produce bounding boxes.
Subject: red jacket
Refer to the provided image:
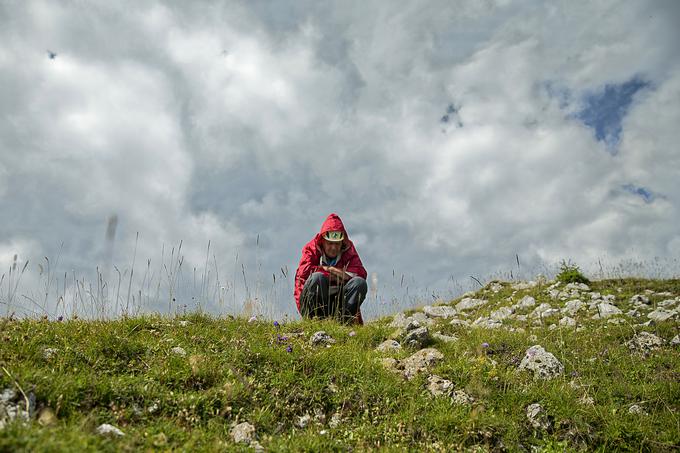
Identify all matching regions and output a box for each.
[294,213,367,315]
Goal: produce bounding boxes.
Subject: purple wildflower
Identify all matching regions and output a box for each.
[286,345,293,353]
[57,315,63,322]
[481,342,489,349]
[273,321,280,328]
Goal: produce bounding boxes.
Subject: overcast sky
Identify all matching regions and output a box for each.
[1,0,679,320]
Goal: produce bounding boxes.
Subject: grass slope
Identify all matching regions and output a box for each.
[1,278,679,452]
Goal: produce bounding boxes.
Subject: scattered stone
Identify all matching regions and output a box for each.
[628,404,647,415]
[490,306,514,321]
[403,326,430,348]
[296,414,311,428]
[472,317,503,329]
[647,309,676,322]
[512,281,537,291]
[178,320,190,327]
[486,281,504,293]
[455,298,488,311]
[401,348,444,380]
[518,345,564,380]
[671,335,680,346]
[96,423,125,437]
[310,331,336,347]
[171,346,187,357]
[250,440,265,452]
[390,312,433,328]
[404,319,422,332]
[147,401,160,414]
[329,412,342,428]
[565,282,590,291]
[531,303,559,319]
[562,299,585,316]
[658,299,677,307]
[516,296,536,309]
[526,403,550,430]
[37,407,57,426]
[579,395,595,406]
[626,332,664,355]
[432,332,458,343]
[231,422,256,444]
[630,295,650,305]
[451,390,475,406]
[422,305,458,319]
[593,303,622,319]
[449,319,471,327]
[375,339,402,353]
[380,357,399,373]
[42,347,59,360]
[559,316,576,327]
[427,375,454,397]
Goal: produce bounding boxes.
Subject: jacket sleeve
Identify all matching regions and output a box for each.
[344,245,367,280]
[294,244,326,308]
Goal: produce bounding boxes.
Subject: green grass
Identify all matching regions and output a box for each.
[1,279,679,451]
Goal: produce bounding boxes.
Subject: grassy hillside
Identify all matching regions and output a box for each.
[1,278,679,452]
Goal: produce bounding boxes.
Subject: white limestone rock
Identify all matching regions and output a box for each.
[518,345,564,380]
[455,298,488,311]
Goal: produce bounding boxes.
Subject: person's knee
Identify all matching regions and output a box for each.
[304,272,328,289]
[347,277,367,292]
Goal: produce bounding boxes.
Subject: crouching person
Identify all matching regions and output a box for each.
[294,213,368,325]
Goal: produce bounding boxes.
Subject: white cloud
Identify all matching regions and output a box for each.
[1,0,679,318]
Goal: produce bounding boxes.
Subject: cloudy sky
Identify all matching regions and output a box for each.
[1,0,679,319]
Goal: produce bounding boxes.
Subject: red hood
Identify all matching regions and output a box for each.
[319,213,347,237]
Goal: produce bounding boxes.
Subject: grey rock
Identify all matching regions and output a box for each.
[628,404,647,415]
[296,414,311,428]
[231,422,256,444]
[658,299,677,307]
[329,412,342,428]
[593,303,623,319]
[565,282,590,291]
[422,305,458,319]
[531,303,557,318]
[472,317,503,329]
[455,297,488,311]
[310,331,336,347]
[490,306,514,321]
[404,319,422,332]
[403,326,430,348]
[526,403,550,430]
[449,319,471,327]
[516,295,536,309]
[518,345,564,380]
[42,347,59,360]
[376,339,402,353]
[671,335,680,346]
[558,317,574,327]
[427,375,454,397]
[512,281,537,290]
[402,348,444,380]
[171,346,187,356]
[626,331,664,355]
[451,390,475,406]
[487,282,504,293]
[561,299,585,316]
[96,423,125,437]
[630,294,650,305]
[647,309,676,322]
[432,332,458,343]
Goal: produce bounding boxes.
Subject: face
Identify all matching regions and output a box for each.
[321,238,342,258]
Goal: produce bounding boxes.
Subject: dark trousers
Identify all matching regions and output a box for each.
[300,272,367,323]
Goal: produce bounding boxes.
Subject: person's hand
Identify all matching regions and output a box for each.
[323,266,350,283]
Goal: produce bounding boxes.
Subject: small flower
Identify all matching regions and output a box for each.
[248,316,257,323]
[348,330,356,337]
[273,321,280,328]
[57,316,63,322]
[286,345,293,353]
[481,342,490,349]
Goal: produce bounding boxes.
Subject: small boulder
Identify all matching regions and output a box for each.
[432,332,458,343]
[42,347,59,360]
[593,303,622,319]
[518,345,564,380]
[628,404,647,415]
[402,326,430,348]
[171,346,187,357]
[375,339,402,353]
[516,295,536,309]
[455,298,488,311]
[401,348,444,380]
[630,295,650,305]
[96,423,125,437]
[449,319,471,327]
[561,299,584,316]
[626,331,664,355]
[671,335,680,346]
[451,390,475,406]
[647,309,675,322]
[427,375,454,397]
[559,316,576,327]
[526,403,551,430]
[422,305,458,319]
[310,331,336,347]
[231,422,256,444]
[296,414,311,428]
[490,306,514,321]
